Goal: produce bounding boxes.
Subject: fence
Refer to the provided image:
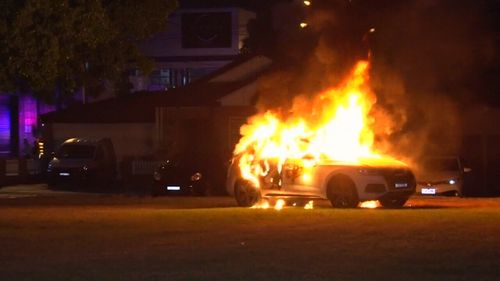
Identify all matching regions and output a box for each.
[0,158,41,185]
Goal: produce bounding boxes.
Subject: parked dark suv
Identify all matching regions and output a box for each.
[47,138,117,188]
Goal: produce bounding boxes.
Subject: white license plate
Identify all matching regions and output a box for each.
[422,187,436,195]
[166,186,181,191]
[59,172,70,177]
[394,182,408,188]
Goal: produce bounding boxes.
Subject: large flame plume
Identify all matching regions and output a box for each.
[234,60,404,189]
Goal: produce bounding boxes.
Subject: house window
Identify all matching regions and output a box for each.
[149,68,194,90]
[181,12,232,49]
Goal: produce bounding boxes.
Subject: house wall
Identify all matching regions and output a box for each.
[131,8,256,92]
[212,106,255,158]
[140,8,253,58]
[155,106,211,158]
[210,56,272,83]
[155,106,254,160]
[218,82,257,106]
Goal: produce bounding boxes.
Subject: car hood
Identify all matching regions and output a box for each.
[416,171,460,183]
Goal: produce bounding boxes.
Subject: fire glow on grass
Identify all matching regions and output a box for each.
[235,60,403,191]
[251,200,315,210]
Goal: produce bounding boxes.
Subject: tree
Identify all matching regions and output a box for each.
[0,0,178,103]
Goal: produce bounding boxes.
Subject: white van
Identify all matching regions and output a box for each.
[47,138,117,188]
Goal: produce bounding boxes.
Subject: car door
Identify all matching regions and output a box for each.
[281,161,318,196]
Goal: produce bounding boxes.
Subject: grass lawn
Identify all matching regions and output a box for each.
[0,197,499,281]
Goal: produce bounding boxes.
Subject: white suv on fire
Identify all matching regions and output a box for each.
[226,158,416,208]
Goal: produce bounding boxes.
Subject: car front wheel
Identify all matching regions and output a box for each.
[327,175,359,208]
[234,179,260,207]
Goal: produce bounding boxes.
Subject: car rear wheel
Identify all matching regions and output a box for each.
[379,197,408,208]
[327,175,359,208]
[234,179,260,207]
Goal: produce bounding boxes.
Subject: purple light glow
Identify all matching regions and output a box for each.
[0,96,11,155]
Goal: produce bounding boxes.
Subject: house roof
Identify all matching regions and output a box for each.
[41,81,253,123]
[41,54,271,123]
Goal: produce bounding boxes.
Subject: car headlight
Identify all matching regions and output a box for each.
[191,172,202,181]
[153,170,162,181]
[448,179,457,185]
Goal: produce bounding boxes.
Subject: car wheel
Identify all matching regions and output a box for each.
[379,197,408,208]
[234,179,261,207]
[327,175,359,208]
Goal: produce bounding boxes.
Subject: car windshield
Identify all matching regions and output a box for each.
[57,144,95,159]
[423,158,459,171]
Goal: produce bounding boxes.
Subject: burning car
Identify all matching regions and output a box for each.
[226,60,416,208]
[226,157,416,208]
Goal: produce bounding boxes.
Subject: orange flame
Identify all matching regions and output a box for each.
[235,60,403,189]
[274,199,286,210]
[304,200,314,209]
[359,200,380,209]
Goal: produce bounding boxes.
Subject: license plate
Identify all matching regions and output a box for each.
[59,172,70,176]
[166,186,181,191]
[394,182,408,188]
[422,187,436,195]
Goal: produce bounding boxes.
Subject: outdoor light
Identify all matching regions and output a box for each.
[299,22,308,28]
[369,28,376,33]
[303,1,311,6]
[449,179,456,185]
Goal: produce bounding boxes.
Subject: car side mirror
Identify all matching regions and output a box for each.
[463,167,472,173]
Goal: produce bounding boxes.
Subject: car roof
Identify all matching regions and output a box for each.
[62,138,103,146]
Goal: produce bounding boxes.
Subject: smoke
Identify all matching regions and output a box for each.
[367,0,497,164]
[253,0,498,166]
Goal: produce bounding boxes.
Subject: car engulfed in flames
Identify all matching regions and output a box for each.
[226,60,416,208]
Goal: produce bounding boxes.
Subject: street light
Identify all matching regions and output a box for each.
[303,1,311,6]
[300,22,308,28]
